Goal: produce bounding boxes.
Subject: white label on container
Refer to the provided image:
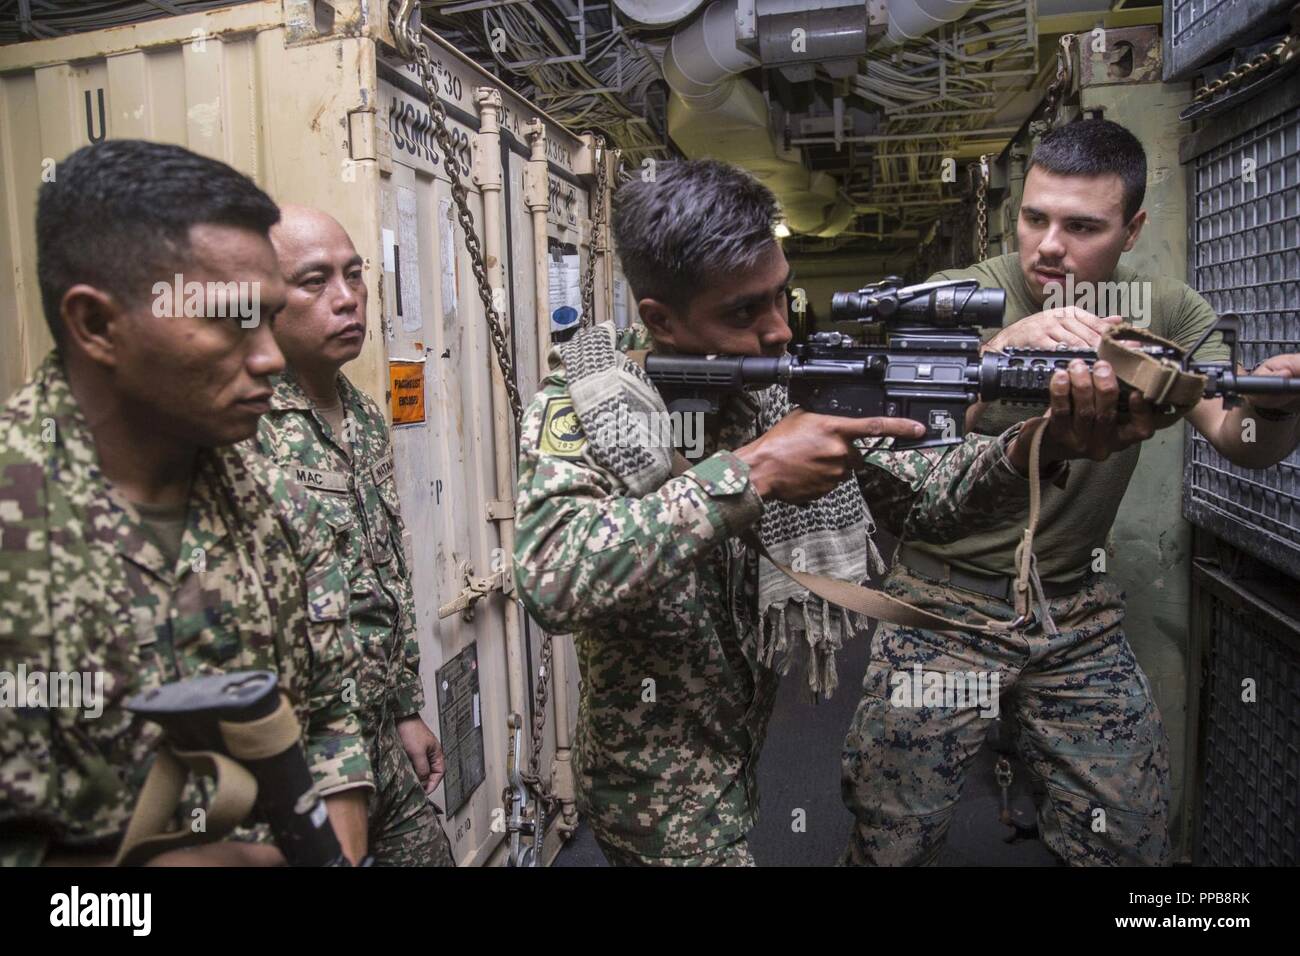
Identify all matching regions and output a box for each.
[397,186,422,332]
[472,692,481,729]
[439,196,458,326]
[548,252,582,332]
[382,228,396,273]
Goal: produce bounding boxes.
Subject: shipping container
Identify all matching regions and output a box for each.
[0,0,631,865]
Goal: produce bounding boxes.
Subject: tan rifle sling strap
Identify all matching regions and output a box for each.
[1097,324,1207,428]
[114,691,301,866]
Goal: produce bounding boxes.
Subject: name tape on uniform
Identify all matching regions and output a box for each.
[372,454,395,486]
[293,464,350,494]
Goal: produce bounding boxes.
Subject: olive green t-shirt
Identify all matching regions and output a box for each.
[131,498,189,567]
[905,252,1230,583]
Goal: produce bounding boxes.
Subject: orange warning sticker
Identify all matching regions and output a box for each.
[389,360,426,426]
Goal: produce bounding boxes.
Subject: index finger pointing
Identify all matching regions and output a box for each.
[833,416,928,440]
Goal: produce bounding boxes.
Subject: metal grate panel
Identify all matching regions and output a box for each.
[1184,97,1300,577]
[1164,0,1295,81]
[1193,561,1300,865]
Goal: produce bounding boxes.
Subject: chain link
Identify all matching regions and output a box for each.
[521,631,555,811]
[1193,36,1297,103]
[580,134,608,328]
[975,155,989,264]
[1038,34,1075,127]
[403,29,524,424]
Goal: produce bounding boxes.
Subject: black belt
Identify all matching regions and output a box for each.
[898,543,1090,603]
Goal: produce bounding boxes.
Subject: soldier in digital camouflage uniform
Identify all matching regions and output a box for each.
[0,141,372,866]
[841,120,1300,867]
[512,159,1141,866]
[246,205,454,867]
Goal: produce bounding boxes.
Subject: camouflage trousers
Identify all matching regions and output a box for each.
[368,717,455,867]
[840,566,1171,867]
[599,835,755,867]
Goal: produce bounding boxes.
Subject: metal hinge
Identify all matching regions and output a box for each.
[437,564,507,621]
[486,498,515,521]
[347,108,376,162]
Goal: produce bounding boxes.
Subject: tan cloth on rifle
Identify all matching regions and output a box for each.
[114,692,301,866]
[1098,324,1207,426]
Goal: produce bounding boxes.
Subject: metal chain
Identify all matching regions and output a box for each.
[521,630,556,810]
[975,155,989,264]
[397,17,524,424]
[1038,33,1075,127]
[1193,35,1297,103]
[391,1,553,861]
[580,134,608,328]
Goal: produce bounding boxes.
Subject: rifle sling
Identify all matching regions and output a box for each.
[114,691,300,866]
[113,748,258,867]
[665,429,1050,637]
[1097,325,1205,417]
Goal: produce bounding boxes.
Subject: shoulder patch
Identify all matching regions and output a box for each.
[539,396,587,459]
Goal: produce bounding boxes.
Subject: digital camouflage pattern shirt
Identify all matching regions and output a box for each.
[246,370,423,732]
[512,330,1046,858]
[0,353,372,866]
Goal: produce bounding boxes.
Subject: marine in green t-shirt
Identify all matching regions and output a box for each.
[841,119,1300,868]
[908,251,1230,584]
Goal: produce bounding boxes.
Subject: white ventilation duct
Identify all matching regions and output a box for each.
[662,0,759,110]
[662,0,855,237]
[884,0,979,46]
[613,0,708,28]
[661,0,975,237]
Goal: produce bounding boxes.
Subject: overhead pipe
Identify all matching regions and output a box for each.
[883,0,980,46]
[661,0,857,237]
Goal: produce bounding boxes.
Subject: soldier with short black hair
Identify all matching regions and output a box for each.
[0,140,372,866]
[840,119,1300,867]
[512,158,1155,866]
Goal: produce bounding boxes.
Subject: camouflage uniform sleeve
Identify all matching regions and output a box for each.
[295,491,374,797]
[0,402,58,866]
[513,383,763,633]
[856,423,1044,542]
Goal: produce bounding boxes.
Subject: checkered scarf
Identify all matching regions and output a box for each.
[556,322,885,697]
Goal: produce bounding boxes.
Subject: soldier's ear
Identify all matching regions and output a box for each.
[1121,209,1146,252]
[61,285,125,368]
[639,297,679,348]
